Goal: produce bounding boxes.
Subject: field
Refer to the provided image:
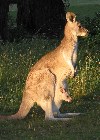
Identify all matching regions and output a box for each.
[68,4,100,18]
[66,0,100,18]
[0,1,100,140]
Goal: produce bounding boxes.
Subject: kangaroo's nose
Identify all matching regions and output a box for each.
[87,30,89,33]
[86,29,89,33]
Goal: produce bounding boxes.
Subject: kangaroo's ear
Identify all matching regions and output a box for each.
[66,12,76,22]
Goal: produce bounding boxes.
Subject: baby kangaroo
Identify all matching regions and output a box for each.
[0,12,88,121]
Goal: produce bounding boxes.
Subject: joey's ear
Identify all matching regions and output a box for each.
[66,12,76,22]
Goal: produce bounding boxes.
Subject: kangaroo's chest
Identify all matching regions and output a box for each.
[53,66,69,82]
[62,43,78,67]
[72,43,78,67]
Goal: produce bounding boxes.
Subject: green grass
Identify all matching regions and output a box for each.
[68,4,100,18]
[69,0,100,5]
[0,109,99,140]
[0,3,100,140]
[64,0,100,18]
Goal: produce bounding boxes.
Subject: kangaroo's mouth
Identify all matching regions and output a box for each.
[82,31,89,38]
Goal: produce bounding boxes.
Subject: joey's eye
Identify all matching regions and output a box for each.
[78,25,81,28]
[77,22,81,28]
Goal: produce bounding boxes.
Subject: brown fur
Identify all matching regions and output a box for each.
[0,12,88,121]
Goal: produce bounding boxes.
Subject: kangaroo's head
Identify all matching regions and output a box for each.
[65,12,88,38]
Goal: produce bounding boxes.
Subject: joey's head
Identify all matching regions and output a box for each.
[60,87,72,103]
[65,12,89,38]
[62,91,72,103]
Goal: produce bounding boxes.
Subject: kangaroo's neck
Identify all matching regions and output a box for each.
[59,27,78,67]
[61,27,78,48]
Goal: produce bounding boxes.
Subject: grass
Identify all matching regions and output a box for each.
[0,104,100,140]
[0,2,100,140]
[64,0,100,18]
[0,110,99,140]
[68,4,100,18]
[69,0,100,5]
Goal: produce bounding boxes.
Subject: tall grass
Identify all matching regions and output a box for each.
[69,35,99,99]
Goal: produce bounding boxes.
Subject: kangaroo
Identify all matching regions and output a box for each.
[0,12,88,121]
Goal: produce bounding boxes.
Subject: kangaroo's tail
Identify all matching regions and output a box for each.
[0,95,34,120]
